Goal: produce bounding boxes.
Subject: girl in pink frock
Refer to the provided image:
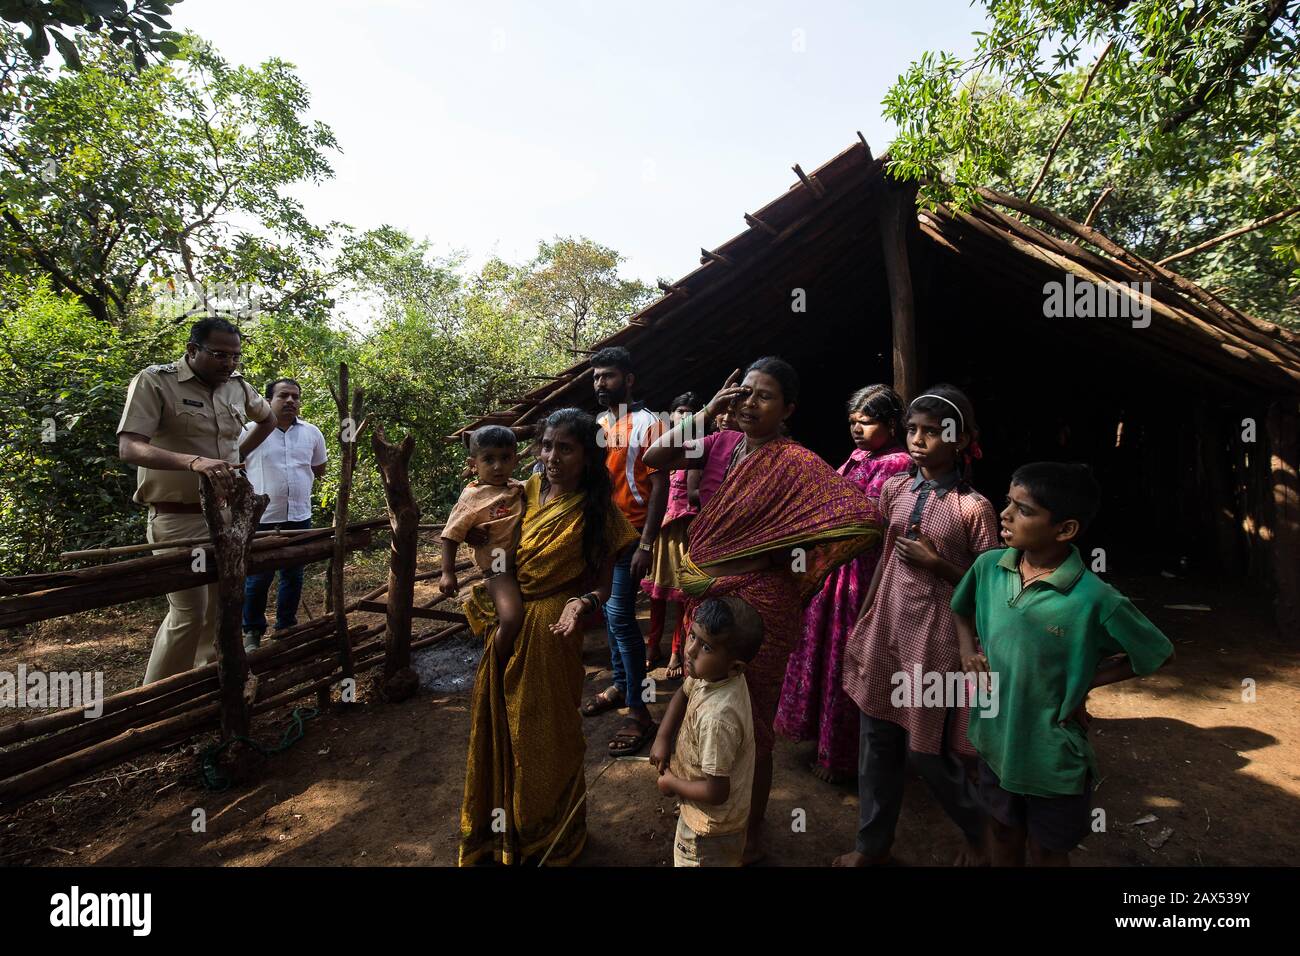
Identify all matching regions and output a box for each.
[775,385,911,782]
[836,384,1001,867]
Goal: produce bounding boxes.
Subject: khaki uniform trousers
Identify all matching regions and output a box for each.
[142,510,218,684]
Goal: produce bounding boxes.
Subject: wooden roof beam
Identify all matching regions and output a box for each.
[700,247,735,267]
[744,212,779,236]
[856,131,873,162]
[793,163,826,199]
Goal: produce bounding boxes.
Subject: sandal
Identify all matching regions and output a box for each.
[664,652,683,681]
[608,718,657,756]
[581,687,623,717]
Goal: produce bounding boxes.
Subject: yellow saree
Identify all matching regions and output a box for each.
[458,473,636,866]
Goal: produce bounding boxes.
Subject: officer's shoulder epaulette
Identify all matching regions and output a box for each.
[148,362,179,374]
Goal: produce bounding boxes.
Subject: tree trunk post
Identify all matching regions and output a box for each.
[198,473,268,769]
[880,180,919,402]
[371,425,420,701]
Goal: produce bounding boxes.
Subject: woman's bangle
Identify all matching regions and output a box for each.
[187,455,201,471]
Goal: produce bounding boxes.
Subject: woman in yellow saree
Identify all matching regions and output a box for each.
[459,408,636,866]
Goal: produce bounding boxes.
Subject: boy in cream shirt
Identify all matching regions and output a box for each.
[650,596,764,866]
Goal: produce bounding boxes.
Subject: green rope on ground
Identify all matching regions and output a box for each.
[198,707,319,792]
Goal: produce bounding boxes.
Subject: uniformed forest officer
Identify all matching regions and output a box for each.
[116,317,277,684]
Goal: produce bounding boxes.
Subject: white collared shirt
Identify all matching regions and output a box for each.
[241,417,328,522]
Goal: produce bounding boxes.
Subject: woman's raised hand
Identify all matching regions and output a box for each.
[705,368,748,419]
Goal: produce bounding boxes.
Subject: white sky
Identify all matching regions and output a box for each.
[173,0,989,284]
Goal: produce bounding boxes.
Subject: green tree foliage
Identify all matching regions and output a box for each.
[0,27,339,324]
[490,236,656,355]
[1,0,181,69]
[0,278,155,571]
[884,0,1300,326]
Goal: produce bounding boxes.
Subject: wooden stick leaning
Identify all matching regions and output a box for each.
[327,361,367,696]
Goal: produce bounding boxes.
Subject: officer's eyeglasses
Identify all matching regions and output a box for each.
[196,345,242,365]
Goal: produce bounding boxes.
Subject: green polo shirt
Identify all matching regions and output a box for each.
[951,546,1172,797]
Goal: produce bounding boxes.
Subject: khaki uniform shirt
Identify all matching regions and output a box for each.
[116,357,272,505]
[669,673,755,836]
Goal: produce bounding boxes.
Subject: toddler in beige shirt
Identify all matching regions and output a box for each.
[440,427,525,663]
[650,596,765,866]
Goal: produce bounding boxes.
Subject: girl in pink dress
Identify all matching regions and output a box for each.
[836,384,1001,867]
[775,385,911,782]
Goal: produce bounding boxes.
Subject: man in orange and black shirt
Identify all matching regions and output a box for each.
[580,347,668,755]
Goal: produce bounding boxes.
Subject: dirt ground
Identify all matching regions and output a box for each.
[1,555,1297,868]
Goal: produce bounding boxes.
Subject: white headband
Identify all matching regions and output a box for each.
[912,394,964,433]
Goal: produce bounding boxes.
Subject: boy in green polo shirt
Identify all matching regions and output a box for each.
[951,462,1173,866]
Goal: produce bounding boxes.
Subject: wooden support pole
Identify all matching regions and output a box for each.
[1266,399,1300,637]
[327,362,366,700]
[1195,404,1241,574]
[198,472,267,752]
[880,182,919,401]
[371,425,420,702]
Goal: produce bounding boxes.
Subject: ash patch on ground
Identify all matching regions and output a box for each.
[412,633,482,694]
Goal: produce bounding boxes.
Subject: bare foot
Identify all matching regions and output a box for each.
[809,761,848,785]
[953,840,989,867]
[644,638,663,671]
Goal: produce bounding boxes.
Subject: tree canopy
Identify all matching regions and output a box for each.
[1,0,181,69]
[1,27,339,324]
[884,0,1300,326]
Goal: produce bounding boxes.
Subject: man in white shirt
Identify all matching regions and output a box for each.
[240,378,328,649]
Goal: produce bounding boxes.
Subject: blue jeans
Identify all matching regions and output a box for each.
[604,544,650,717]
[242,519,311,635]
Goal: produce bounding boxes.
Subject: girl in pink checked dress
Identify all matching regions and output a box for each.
[835,384,1001,867]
